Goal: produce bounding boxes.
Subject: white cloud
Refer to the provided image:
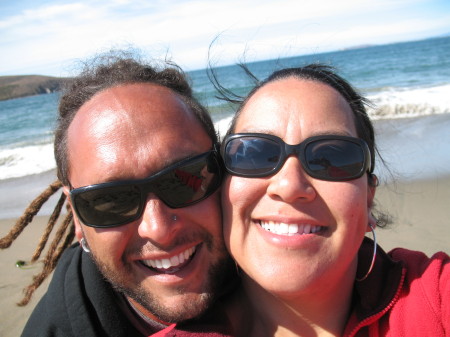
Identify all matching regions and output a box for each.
[0,0,448,75]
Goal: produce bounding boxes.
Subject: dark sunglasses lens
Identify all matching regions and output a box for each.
[155,153,220,207]
[305,139,365,180]
[74,185,141,227]
[224,137,281,175]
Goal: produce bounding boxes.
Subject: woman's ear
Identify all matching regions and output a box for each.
[367,174,378,231]
[63,186,83,241]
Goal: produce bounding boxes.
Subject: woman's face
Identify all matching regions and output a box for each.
[222,77,376,299]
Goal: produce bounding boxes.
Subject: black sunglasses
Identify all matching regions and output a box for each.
[70,150,223,228]
[221,133,372,181]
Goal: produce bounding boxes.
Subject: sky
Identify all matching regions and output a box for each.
[1,0,450,77]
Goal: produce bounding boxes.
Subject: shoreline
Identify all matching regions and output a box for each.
[1,113,450,336]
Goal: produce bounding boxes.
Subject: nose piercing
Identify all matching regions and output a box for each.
[172,215,177,221]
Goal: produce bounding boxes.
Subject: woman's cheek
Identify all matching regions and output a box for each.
[221,176,261,252]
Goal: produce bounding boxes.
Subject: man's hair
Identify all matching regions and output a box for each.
[0,51,216,306]
[56,51,217,186]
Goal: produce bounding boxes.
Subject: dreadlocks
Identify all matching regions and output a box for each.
[1,50,217,306]
[0,180,74,306]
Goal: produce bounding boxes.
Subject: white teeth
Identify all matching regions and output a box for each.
[170,255,179,266]
[304,224,311,234]
[260,221,322,236]
[141,246,196,270]
[288,224,298,234]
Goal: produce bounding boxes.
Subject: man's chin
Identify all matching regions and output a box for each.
[138,292,213,323]
[89,240,234,323]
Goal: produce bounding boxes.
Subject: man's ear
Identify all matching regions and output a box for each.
[63,186,83,241]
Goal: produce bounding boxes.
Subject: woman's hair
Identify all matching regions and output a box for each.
[209,62,390,225]
[211,63,376,171]
[1,51,216,306]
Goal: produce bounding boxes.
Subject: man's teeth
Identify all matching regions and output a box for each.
[260,221,322,235]
[141,246,196,270]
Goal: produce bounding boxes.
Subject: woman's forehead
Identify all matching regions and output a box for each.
[235,78,357,138]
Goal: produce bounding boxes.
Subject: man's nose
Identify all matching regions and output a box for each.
[137,194,182,245]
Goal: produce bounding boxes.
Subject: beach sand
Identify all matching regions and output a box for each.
[1,113,450,336]
[1,174,449,336]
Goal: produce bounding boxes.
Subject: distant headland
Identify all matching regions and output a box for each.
[0,75,70,101]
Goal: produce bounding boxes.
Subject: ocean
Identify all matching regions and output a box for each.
[1,36,450,182]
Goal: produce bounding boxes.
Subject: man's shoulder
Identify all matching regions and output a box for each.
[21,244,85,336]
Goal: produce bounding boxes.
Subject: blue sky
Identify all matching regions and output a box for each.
[1,0,449,77]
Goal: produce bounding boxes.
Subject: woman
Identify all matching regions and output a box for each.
[217,64,450,337]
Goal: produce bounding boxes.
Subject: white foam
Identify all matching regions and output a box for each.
[367,84,450,119]
[374,113,450,181]
[0,143,56,179]
[214,115,233,138]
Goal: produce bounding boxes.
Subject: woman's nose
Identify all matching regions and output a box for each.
[266,156,316,203]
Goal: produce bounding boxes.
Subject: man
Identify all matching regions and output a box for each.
[19,53,235,336]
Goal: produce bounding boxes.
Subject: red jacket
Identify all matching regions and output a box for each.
[152,238,450,337]
[344,239,449,336]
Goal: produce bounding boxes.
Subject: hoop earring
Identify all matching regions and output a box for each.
[356,223,377,282]
[234,262,241,276]
[80,238,91,253]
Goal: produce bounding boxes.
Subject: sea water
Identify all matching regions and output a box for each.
[1,36,449,181]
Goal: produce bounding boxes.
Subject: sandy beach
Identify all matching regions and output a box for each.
[1,114,450,336]
[1,175,449,336]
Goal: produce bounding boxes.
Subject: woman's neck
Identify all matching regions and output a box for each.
[228,273,355,337]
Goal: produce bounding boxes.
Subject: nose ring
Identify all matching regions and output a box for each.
[172,215,177,221]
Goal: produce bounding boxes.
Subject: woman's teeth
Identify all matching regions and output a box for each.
[141,246,196,273]
[260,221,322,236]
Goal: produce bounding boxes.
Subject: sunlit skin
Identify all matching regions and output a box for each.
[64,83,231,323]
[222,78,376,336]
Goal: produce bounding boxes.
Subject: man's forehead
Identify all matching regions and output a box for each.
[79,83,187,115]
[71,83,199,133]
[66,82,212,184]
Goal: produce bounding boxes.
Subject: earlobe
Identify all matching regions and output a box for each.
[62,186,70,198]
[63,185,83,241]
[367,174,377,232]
[74,221,83,241]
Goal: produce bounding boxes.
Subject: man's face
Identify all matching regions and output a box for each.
[66,83,231,322]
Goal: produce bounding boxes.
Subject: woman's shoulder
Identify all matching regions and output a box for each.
[388,247,449,276]
[388,247,449,309]
[383,248,449,334]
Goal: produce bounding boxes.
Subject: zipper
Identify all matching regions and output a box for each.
[346,267,406,337]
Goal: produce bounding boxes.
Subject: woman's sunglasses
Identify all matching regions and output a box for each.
[70,150,223,228]
[221,133,372,181]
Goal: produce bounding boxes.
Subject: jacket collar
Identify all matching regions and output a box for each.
[351,237,405,321]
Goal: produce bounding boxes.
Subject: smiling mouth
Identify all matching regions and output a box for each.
[140,245,198,274]
[259,221,324,236]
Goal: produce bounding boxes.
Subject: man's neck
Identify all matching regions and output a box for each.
[126,297,171,327]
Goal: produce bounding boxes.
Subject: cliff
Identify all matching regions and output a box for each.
[0,75,69,101]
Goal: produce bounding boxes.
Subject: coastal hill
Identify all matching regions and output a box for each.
[0,75,69,101]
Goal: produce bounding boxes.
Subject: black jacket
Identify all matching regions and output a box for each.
[21,244,144,337]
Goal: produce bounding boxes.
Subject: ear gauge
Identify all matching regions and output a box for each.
[80,238,91,253]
